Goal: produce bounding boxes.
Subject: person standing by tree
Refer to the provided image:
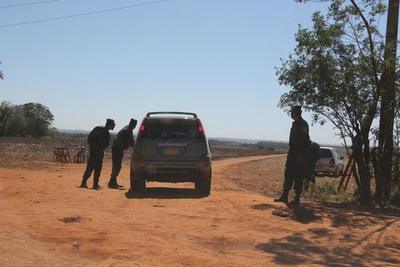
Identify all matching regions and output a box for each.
[80,119,115,190]
[274,106,311,206]
[108,118,137,189]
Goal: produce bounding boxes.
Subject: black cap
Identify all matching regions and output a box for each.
[130,118,137,125]
[106,118,115,126]
[291,106,302,113]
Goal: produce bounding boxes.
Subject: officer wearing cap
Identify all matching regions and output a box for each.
[108,118,138,189]
[274,106,311,206]
[80,118,115,190]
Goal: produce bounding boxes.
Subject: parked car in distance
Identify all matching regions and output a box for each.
[315,147,344,177]
[130,112,212,195]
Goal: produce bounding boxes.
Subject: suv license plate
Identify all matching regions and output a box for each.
[163,147,181,155]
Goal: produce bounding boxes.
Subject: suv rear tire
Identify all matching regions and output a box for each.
[130,177,146,193]
[195,172,211,195]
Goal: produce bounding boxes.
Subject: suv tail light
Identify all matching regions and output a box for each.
[196,119,205,136]
[330,158,335,165]
[136,121,146,142]
[140,124,145,132]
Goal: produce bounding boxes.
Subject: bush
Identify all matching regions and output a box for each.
[305,180,354,204]
[0,101,54,137]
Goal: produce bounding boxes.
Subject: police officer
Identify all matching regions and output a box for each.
[304,141,320,192]
[108,118,137,189]
[80,119,115,190]
[274,106,311,206]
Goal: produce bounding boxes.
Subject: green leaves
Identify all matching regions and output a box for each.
[0,61,3,80]
[277,0,386,140]
[0,101,54,137]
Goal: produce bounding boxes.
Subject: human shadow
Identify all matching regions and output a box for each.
[250,203,276,211]
[255,203,322,224]
[125,187,209,199]
[290,205,321,224]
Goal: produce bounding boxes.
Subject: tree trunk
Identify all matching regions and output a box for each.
[377,0,399,200]
[394,119,400,184]
[352,136,372,205]
[394,152,400,183]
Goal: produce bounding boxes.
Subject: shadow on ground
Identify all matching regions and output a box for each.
[310,202,400,228]
[252,203,322,224]
[256,225,400,266]
[125,187,209,199]
[255,202,400,266]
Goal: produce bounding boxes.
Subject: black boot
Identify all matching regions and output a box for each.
[274,193,289,204]
[108,182,119,189]
[80,178,88,188]
[93,178,102,190]
[290,195,300,207]
[108,177,123,189]
[93,184,102,190]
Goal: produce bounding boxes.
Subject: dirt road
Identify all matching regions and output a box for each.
[1,155,399,267]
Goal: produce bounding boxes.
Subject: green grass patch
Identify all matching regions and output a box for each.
[304,180,355,204]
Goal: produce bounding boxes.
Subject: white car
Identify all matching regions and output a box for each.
[315,147,344,177]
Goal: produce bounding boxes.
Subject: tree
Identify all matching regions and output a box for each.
[393,69,400,186]
[20,102,54,137]
[0,61,3,80]
[376,0,399,201]
[6,112,27,137]
[0,102,54,137]
[0,101,13,136]
[277,0,387,205]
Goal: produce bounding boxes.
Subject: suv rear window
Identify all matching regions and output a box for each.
[319,148,333,158]
[142,119,201,139]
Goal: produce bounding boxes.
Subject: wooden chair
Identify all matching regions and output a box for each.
[74,146,88,163]
[53,147,71,163]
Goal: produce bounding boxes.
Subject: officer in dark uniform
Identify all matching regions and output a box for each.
[274,106,311,206]
[108,118,137,189]
[304,141,320,192]
[80,119,115,190]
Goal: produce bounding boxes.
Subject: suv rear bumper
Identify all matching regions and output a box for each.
[315,166,342,177]
[131,159,211,183]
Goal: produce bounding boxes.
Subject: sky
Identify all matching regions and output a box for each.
[0,0,345,144]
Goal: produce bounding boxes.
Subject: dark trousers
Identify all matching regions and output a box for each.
[82,149,104,186]
[281,154,307,198]
[109,147,124,184]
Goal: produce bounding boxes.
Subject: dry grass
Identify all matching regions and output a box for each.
[224,157,286,197]
[0,137,280,170]
[224,156,358,203]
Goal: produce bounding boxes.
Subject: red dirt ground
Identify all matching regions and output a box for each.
[1,154,399,266]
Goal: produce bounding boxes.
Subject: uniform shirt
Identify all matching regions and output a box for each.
[87,126,110,151]
[113,125,134,151]
[289,117,310,156]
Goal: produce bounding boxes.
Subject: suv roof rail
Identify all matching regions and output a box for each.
[146,112,198,118]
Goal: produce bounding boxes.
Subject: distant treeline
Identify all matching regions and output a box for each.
[209,139,289,152]
[0,101,54,138]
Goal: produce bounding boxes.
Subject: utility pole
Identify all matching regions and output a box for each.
[377,0,399,200]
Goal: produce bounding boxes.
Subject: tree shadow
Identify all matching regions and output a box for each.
[307,202,400,229]
[125,187,209,199]
[256,226,400,266]
[256,202,400,266]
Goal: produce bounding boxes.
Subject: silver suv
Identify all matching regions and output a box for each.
[130,112,212,195]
